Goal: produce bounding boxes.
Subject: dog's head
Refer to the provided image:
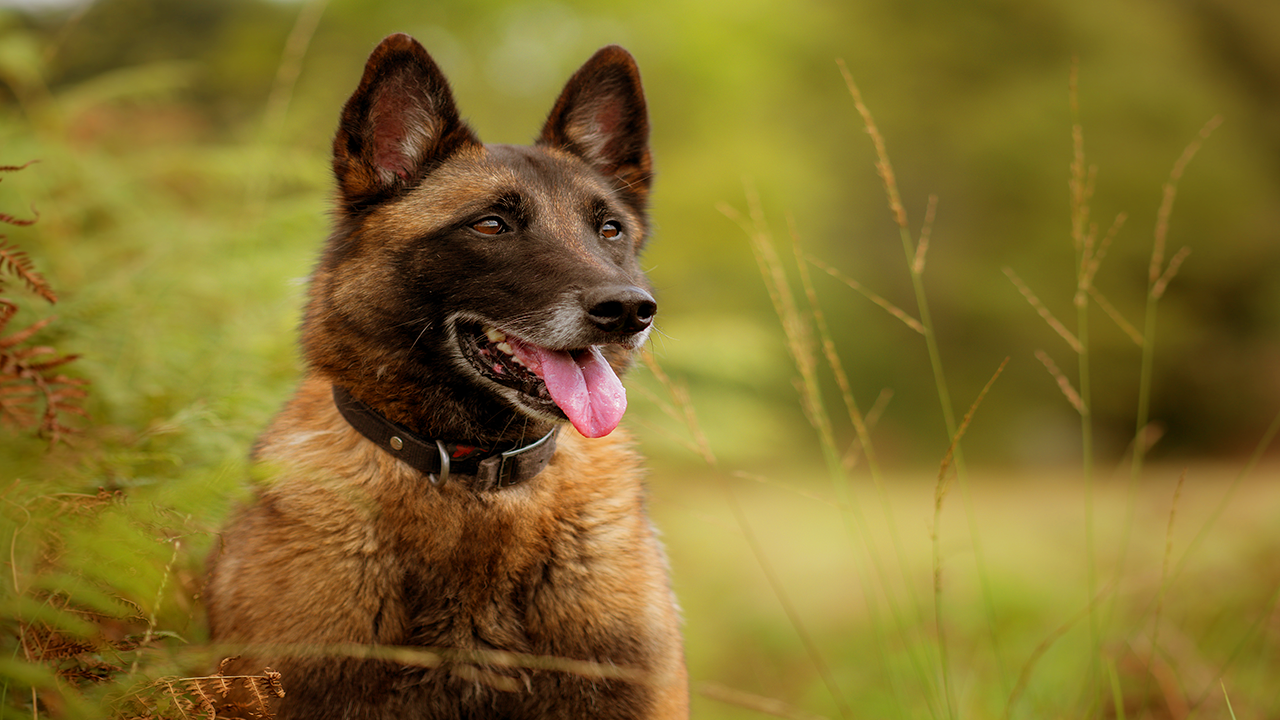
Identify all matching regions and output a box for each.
[303,34,655,442]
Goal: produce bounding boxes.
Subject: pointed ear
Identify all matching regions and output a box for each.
[538,46,652,203]
[332,34,480,210]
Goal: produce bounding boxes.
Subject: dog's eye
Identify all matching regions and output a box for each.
[472,217,507,236]
[600,221,623,240]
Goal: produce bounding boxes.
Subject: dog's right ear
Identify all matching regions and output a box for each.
[332,34,480,209]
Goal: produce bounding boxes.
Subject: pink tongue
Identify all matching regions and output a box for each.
[509,342,627,438]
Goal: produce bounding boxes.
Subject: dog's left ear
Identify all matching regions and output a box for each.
[539,46,651,204]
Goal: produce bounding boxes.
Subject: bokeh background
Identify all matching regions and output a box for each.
[1,0,1278,718]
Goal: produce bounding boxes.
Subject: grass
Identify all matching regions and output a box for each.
[657,60,1279,720]
[660,463,1280,719]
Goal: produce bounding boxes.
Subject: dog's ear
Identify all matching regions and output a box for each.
[333,34,480,209]
[539,46,651,204]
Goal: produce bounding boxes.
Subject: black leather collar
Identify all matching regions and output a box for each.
[332,386,558,490]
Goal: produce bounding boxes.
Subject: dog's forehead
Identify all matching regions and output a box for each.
[371,144,628,239]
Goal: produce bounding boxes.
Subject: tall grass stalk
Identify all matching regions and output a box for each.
[837,59,1008,704]
[245,0,330,224]
[1002,584,1109,720]
[788,215,960,715]
[723,194,943,716]
[1066,66,1102,693]
[641,350,855,720]
[932,357,1007,718]
[790,215,918,594]
[1171,406,1280,583]
[1011,67,1142,703]
[1140,468,1185,708]
[1114,115,1222,598]
[1222,681,1238,720]
[1005,67,1225,712]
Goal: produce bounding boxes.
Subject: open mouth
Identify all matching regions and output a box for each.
[454,319,628,438]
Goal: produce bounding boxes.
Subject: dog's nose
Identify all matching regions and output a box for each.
[583,285,657,334]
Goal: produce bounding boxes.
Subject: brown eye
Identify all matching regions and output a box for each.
[472,217,506,235]
[600,221,622,240]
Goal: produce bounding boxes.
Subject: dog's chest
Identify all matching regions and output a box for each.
[382,483,609,649]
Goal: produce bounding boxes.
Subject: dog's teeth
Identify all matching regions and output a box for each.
[496,341,513,355]
[484,326,506,343]
[511,354,526,368]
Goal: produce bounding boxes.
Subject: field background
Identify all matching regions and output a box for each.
[0,0,1278,718]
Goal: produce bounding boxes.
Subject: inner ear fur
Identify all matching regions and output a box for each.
[332,33,480,210]
[538,46,652,203]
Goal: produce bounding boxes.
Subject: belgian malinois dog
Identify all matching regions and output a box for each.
[205,33,687,718]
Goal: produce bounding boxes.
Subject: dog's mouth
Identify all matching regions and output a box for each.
[454,320,627,438]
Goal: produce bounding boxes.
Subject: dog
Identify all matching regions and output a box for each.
[204,33,688,719]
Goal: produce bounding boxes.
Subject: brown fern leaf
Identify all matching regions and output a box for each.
[19,622,98,661]
[0,345,87,444]
[0,381,38,429]
[0,163,84,445]
[261,668,284,699]
[0,209,38,227]
[177,665,282,720]
[0,161,38,174]
[0,241,56,303]
[0,316,56,349]
[185,678,219,718]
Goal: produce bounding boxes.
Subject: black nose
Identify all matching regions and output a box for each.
[583,285,657,334]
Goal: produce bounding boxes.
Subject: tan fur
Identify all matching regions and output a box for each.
[209,384,688,718]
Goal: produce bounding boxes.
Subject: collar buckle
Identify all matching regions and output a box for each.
[475,428,558,489]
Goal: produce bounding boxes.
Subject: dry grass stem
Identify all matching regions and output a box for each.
[210,643,652,684]
[863,388,893,431]
[1168,408,1280,590]
[837,59,909,232]
[723,194,835,449]
[731,470,844,512]
[806,254,924,334]
[1149,470,1187,667]
[642,345,853,719]
[1034,349,1085,414]
[639,349,716,467]
[932,357,1008,718]
[1151,116,1223,284]
[1222,681,1238,720]
[1004,585,1112,720]
[1078,212,1127,305]
[935,358,1009,501]
[840,388,893,471]
[1068,61,1097,255]
[1152,246,1191,300]
[792,217,883,481]
[262,0,329,136]
[1087,285,1145,347]
[914,194,938,274]
[1003,267,1083,354]
[632,360,716,463]
[132,538,183,674]
[698,681,831,720]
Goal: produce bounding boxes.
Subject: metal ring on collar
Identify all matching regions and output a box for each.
[428,439,450,487]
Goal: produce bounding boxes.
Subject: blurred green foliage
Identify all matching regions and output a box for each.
[0,0,1278,717]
